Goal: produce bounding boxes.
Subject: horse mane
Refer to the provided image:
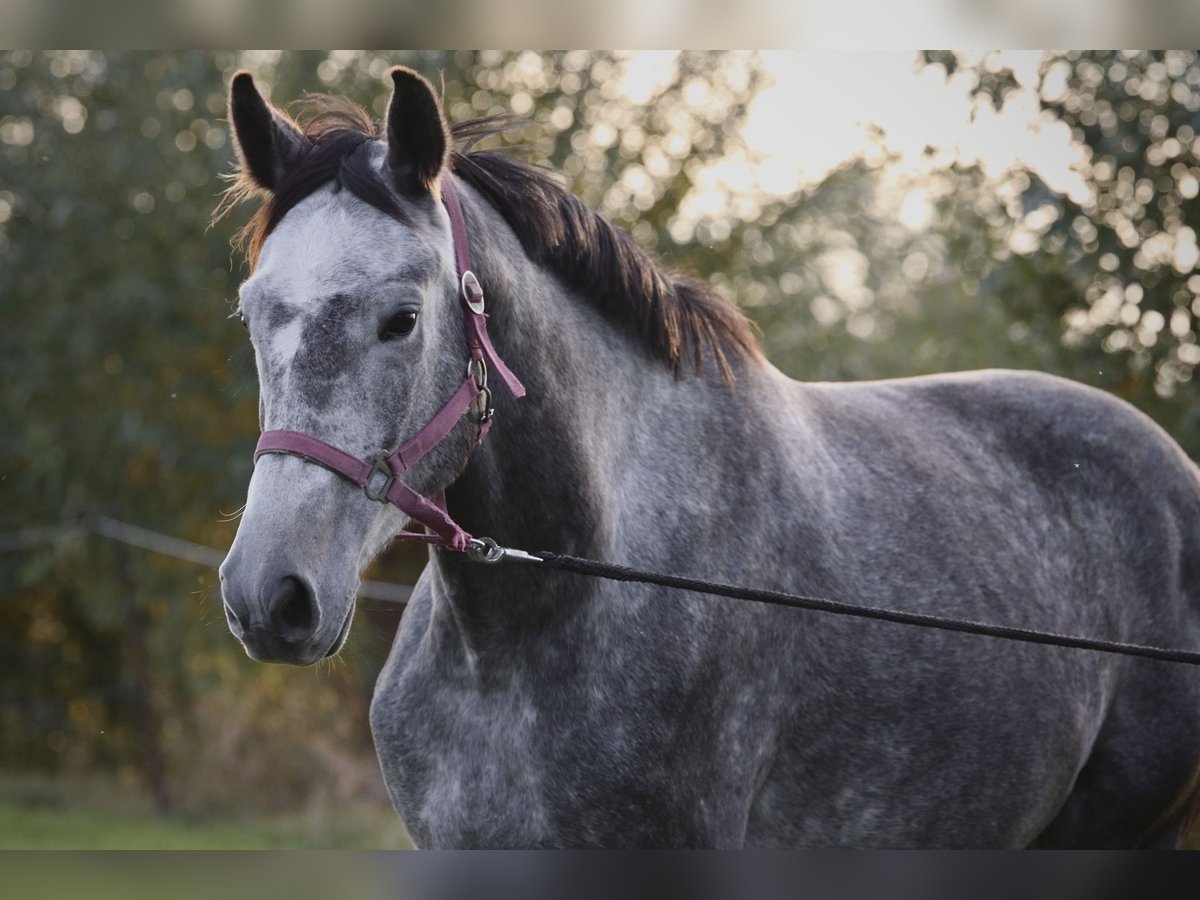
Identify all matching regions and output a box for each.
[217,96,762,380]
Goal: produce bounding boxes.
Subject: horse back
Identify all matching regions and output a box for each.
[799,369,1200,596]
[767,368,1200,846]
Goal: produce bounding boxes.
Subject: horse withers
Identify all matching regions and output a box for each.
[216,67,1200,848]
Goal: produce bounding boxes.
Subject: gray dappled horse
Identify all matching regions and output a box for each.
[217,67,1200,848]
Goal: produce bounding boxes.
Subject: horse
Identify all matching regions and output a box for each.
[216,66,1200,848]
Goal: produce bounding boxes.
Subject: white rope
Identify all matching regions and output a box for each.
[1,517,412,605]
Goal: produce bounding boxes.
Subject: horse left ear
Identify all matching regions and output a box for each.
[385,66,450,195]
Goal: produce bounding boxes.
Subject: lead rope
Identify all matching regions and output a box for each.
[463,538,1200,666]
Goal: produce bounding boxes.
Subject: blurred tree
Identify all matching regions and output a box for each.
[688,154,1081,382]
[922,50,1200,453]
[0,50,255,811]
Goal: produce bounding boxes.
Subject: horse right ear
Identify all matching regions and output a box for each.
[384,66,450,195]
[228,71,307,193]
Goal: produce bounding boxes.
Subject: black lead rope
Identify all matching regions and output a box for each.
[463,540,1200,667]
[535,552,1200,666]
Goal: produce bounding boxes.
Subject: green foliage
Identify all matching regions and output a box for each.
[922,50,1200,451]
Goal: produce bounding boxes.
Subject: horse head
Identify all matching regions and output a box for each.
[219,69,480,665]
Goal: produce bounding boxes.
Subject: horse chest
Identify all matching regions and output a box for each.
[371,648,560,847]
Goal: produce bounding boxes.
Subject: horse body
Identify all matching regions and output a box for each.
[370,190,1200,848]
[219,68,1200,848]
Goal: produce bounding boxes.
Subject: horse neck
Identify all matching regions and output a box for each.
[440,187,657,560]
[428,184,756,656]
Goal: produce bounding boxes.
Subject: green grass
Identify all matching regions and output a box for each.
[0,770,412,849]
[0,802,410,850]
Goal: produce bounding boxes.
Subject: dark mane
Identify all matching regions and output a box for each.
[217,98,762,379]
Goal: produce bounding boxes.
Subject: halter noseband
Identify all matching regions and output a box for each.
[252,178,526,551]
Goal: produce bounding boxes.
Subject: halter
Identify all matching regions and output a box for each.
[252,178,526,552]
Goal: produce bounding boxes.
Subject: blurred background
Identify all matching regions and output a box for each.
[2,50,1199,849]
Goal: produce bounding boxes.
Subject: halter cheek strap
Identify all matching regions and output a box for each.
[442,176,525,399]
[253,177,525,552]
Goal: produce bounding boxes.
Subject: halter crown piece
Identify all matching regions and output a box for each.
[252,178,526,551]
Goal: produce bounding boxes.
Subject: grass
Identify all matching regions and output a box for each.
[0,770,412,849]
[0,801,411,849]
[0,802,411,849]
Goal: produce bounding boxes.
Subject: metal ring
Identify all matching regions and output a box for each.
[461,271,485,315]
[466,536,504,564]
[466,357,488,390]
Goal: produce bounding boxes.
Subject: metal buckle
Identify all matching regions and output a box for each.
[363,457,395,502]
[466,357,488,390]
[461,271,485,315]
[466,359,494,425]
[476,385,494,425]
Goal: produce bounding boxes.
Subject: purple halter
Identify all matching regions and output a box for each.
[253,178,526,551]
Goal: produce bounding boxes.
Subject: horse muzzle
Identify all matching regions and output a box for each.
[219,559,352,666]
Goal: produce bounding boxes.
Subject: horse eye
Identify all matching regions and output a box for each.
[380,310,418,340]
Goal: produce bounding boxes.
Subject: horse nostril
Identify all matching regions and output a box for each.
[267,575,318,641]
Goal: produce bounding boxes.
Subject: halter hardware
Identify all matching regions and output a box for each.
[364,456,397,502]
[468,358,494,426]
[461,270,485,314]
[466,536,543,565]
[476,387,495,426]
